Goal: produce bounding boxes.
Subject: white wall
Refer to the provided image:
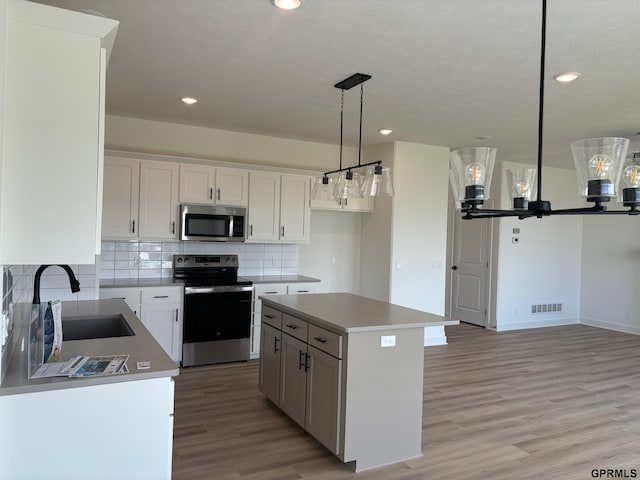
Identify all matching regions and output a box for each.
[493,161,583,330]
[106,115,358,172]
[389,142,449,315]
[580,215,640,333]
[359,143,395,301]
[299,211,362,294]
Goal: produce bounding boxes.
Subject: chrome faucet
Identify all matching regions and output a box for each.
[32,265,81,304]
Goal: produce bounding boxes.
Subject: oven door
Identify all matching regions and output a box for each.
[183,285,252,343]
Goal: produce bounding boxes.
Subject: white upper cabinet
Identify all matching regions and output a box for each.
[102,158,140,239]
[280,175,311,242]
[179,164,248,206]
[0,2,118,264]
[247,172,311,244]
[138,160,179,240]
[247,172,281,242]
[102,157,178,241]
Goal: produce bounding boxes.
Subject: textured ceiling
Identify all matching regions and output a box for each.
[33,0,640,168]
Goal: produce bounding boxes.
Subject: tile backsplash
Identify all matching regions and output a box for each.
[99,241,300,279]
[9,264,98,306]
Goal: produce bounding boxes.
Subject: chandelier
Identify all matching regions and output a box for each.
[449,0,640,220]
[311,73,394,202]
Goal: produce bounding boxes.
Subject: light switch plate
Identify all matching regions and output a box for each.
[381,335,396,347]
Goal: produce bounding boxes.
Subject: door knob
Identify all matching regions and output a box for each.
[451,265,458,270]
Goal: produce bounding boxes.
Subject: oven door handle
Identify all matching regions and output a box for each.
[184,285,254,294]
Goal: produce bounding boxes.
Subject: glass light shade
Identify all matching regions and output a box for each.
[311,176,336,201]
[362,165,394,196]
[449,147,497,207]
[335,171,364,199]
[506,167,537,209]
[619,152,640,206]
[571,137,629,202]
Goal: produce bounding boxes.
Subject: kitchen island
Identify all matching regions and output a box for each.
[258,292,458,472]
[0,299,179,480]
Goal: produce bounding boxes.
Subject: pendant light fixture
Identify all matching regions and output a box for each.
[311,73,394,202]
[450,0,638,220]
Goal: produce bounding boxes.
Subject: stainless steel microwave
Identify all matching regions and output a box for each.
[179,204,246,242]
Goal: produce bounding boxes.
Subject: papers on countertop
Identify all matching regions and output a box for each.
[31,355,129,379]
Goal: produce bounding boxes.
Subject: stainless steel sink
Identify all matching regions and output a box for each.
[62,314,134,341]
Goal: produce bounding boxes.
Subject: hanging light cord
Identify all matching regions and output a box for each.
[535,0,547,204]
[339,89,344,172]
[358,83,364,167]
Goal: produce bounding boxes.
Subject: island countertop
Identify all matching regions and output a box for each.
[0,299,179,396]
[259,292,458,334]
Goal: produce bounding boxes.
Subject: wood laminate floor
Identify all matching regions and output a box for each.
[172,323,640,479]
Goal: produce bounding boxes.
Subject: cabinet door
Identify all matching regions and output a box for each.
[280,175,311,242]
[247,172,280,242]
[179,164,215,205]
[305,345,342,454]
[139,160,179,240]
[216,168,249,206]
[279,333,307,427]
[1,19,104,264]
[101,158,140,240]
[140,302,182,362]
[258,323,282,404]
[99,287,141,317]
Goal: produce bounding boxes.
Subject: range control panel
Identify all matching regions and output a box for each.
[173,254,238,269]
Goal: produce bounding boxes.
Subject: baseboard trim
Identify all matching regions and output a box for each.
[496,317,579,332]
[580,317,640,335]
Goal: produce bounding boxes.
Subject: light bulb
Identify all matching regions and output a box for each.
[623,165,640,188]
[514,181,530,197]
[465,163,485,185]
[587,154,613,179]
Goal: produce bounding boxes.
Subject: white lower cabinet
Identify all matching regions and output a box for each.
[100,286,183,363]
[250,282,320,358]
[258,308,342,454]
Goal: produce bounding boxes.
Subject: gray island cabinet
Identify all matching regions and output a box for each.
[258,292,458,472]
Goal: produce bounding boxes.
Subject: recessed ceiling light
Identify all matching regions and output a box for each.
[379,129,393,135]
[272,0,303,10]
[475,135,491,140]
[181,97,198,105]
[553,72,580,83]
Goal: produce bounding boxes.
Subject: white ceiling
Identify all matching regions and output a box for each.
[33,0,640,168]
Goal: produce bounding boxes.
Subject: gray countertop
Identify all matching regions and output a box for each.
[99,275,319,288]
[100,278,184,288]
[0,300,179,396]
[259,293,458,334]
[241,275,320,284]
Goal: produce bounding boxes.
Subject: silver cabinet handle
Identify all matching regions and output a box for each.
[154,295,169,299]
[209,187,213,200]
[298,350,305,369]
[296,290,310,293]
[172,221,176,234]
[274,337,280,354]
[285,324,298,330]
[304,352,310,372]
[217,188,221,201]
[265,291,278,294]
[281,225,285,237]
[250,225,253,236]
[264,314,274,319]
[175,308,179,322]
[132,220,136,233]
[313,336,327,344]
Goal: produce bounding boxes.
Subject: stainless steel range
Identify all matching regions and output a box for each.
[173,254,253,367]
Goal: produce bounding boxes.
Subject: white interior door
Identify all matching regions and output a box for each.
[451,213,491,327]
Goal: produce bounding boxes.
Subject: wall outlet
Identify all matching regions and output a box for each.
[380,335,396,347]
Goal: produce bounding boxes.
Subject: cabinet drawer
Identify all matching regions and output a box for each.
[286,282,319,295]
[255,284,287,296]
[141,287,182,304]
[99,288,141,309]
[262,305,283,329]
[282,314,308,342]
[308,324,343,359]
